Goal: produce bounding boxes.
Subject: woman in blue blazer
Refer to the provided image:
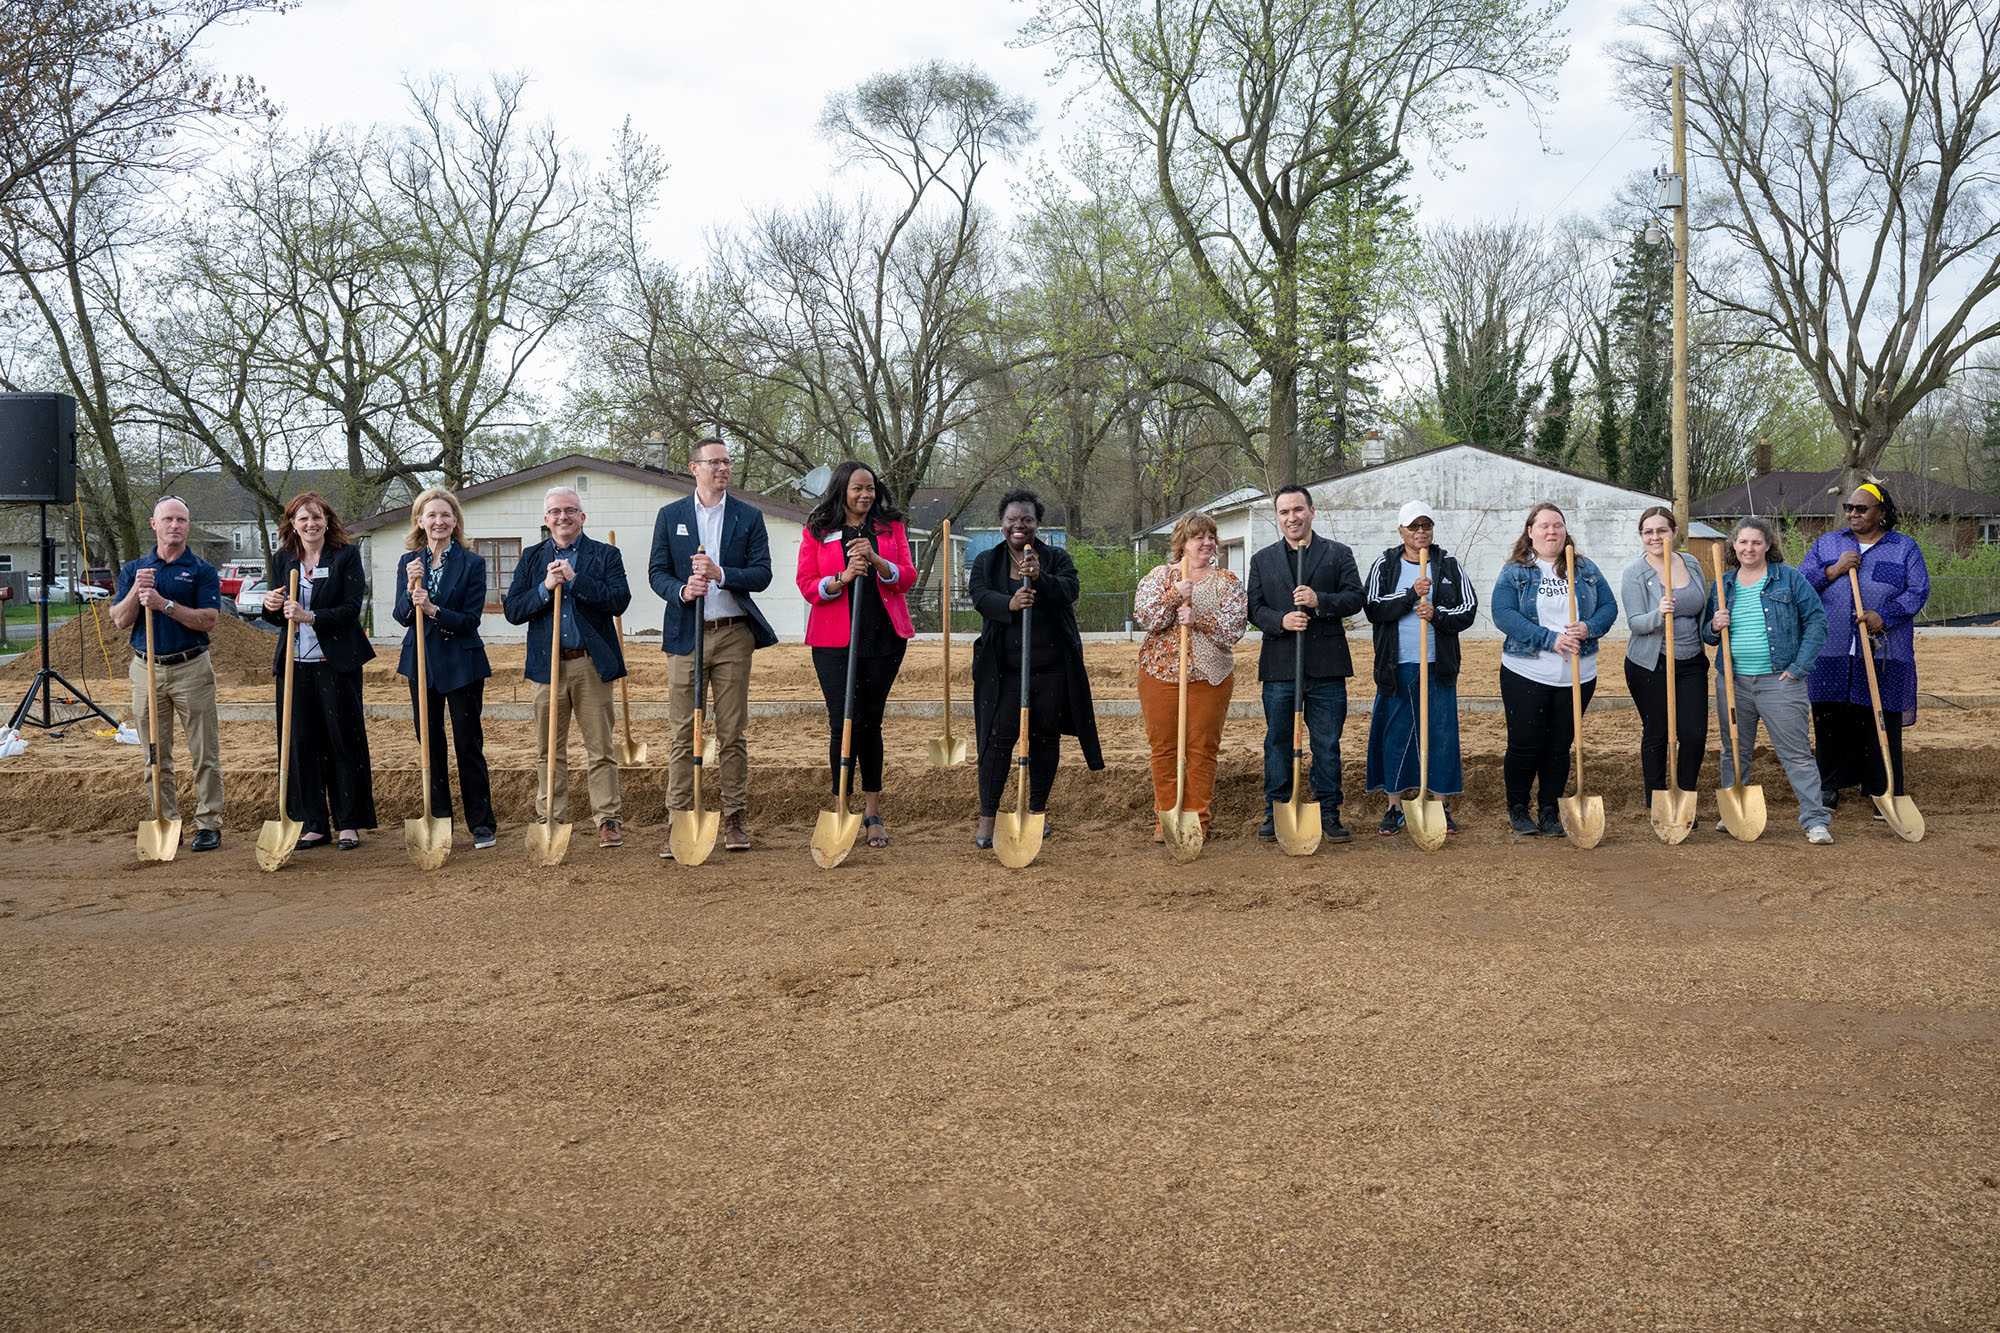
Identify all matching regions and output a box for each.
[393,488,496,848]
[1489,502,1618,836]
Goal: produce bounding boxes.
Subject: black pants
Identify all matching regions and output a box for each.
[812,641,907,795]
[978,666,1065,817]
[1500,667,1596,814]
[278,662,377,835]
[408,676,495,831]
[1625,652,1708,800]
[1813,700,1906,797]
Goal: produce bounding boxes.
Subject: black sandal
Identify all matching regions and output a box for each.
[862,815,889,848]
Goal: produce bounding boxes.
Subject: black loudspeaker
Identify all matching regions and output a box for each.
[0,392,78,504]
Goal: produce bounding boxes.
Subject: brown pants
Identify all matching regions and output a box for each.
[534,662,621,827]
[1139,669,1234,833]
[128,652,224,831]
[666,619,754,816]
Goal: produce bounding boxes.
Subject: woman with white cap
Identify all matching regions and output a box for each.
[1363,500,1478,834]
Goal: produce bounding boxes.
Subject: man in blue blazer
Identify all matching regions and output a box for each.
[504,486,632,849]
[649,437,776,853]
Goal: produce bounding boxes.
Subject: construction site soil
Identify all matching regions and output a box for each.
[3,628,1997,1328]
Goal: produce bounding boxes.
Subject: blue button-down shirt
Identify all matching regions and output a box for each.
[116,548,221,656]
[536,541,582,649]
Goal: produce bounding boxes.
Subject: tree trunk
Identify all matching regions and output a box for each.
[1265,363,1299,493]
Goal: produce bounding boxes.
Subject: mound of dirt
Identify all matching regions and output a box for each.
[0,607,275,689]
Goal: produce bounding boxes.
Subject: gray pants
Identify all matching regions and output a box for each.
[1716,671,1828,830]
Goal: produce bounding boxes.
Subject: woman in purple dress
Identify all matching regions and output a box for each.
[1802,482,1930,808]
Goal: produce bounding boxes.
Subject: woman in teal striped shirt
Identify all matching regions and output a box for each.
[1702,518,1832,843]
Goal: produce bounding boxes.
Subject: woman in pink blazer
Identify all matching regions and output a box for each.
[795,459,916,847]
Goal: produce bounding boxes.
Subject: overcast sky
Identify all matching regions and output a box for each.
[205,0,1665,268]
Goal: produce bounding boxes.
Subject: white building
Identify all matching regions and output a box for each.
[1137,443,1726,636]
[349,454,815,644]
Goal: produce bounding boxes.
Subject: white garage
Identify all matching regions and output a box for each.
[350,454,814,645]
[1139,443,1725,636]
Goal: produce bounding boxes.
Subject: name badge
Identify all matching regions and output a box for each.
[823,531,845,545]
[676,523,689,536]
[309,567,329,581]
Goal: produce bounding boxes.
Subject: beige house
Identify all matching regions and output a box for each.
[350,455,814,644]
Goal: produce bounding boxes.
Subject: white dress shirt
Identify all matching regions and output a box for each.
[694,494,746,621]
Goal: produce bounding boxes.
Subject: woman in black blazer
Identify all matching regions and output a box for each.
[261,491,377,849]
[392,488,496,848]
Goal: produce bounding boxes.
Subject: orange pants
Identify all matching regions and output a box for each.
[1139,670,1234,833]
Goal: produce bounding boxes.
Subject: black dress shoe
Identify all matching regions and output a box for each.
[190,829,221,852]
[1321,808,1352,843]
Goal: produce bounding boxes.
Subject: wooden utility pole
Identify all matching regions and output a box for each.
[1670,64,1691,534]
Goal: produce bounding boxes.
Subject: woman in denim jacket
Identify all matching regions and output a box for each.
[1489,503,1618,836]
[1701,517,1833,842]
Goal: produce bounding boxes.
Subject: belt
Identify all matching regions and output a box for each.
[149,645,208,667]
[559,646,589,661]
[704,615,748,629]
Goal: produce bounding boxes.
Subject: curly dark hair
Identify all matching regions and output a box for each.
[996,488,1043,522]
[806,459,904,538]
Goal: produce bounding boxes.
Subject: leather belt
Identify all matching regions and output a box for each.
[704,615,747,629]
[150,646,208,666]
[559,646,589,661]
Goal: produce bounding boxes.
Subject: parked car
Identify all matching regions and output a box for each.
[234,575,270,618]
[217,561,264,600]
[26,574,110,603]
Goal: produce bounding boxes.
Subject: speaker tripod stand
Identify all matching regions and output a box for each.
[6,501,116,733]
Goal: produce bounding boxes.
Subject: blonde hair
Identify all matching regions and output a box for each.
[1168,511,1220,563]
[404,487,470,550]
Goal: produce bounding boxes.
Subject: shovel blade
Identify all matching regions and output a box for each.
[614,739,650,767]
[255,816,304,873]
[669,808,721,866]
[1403,795,1449,853]
[1872,792,1925,843]
[1272,796,1320,856]
[926,734,967,768]
[1649,788,1698,845]
[1716,784,1766,842]
[137,818,182,863]
[404,815,454,871]
[993,809,1045,868]
[1558,794,1605,849]
[1158,806,1205,864]
[525,820,572,867]
[811,809,864,869]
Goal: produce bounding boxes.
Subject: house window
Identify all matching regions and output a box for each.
[574,474,589,493]
[0,554,12,572]
[1983,520,2000,545]
[1220,540,1244,572]
[232,531,242,553]
[475,538,521,612]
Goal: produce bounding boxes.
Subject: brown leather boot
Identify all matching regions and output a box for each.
[722,811,750,852]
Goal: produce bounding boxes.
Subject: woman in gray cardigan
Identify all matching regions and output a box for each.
[1621,506,1709,806]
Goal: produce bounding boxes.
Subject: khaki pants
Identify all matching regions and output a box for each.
[128,652,224,831]
[666,619,754,816]
[534,660,621,827]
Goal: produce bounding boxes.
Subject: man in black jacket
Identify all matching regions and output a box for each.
[504,486,633,849]
[1246,485,1365,842]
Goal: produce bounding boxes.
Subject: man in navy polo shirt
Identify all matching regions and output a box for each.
[111,496,225,851]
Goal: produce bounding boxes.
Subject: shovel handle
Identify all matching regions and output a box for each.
[939,520,953,733]
[1710,546,1741,771]
[143,605,163,822]
[1565,546,1585,794]
[834,569,865,812]
[1417,548,1431,799]
[414,555,432,801]
[276,568,300,815]
[544,581,562,833]
[1847,568,1898,794]
[1661,548,1680,786]
[1173,555,1191,810]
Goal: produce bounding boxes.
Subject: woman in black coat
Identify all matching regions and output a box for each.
[393,487,496,848]
[969,489,1104,849]
[260,491,377,849]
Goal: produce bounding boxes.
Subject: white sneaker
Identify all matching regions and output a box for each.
[1806,825,1834,845]
[1713,818,1727,833]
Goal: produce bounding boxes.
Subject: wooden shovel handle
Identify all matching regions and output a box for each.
[1847,568,1898,792]
[1417,548,1430,798]
[1565,546,1585,794]
[144,605,163,821]
[544,582,562,831]
[276,568,300,813]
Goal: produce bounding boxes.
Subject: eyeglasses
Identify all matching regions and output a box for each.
[693,458,731,468]
[1841,503,1877,513]
[544,507,583,519]
[1405,520,1434,531]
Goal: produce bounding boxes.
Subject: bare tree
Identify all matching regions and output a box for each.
[1616,0,2000,478]
[1024,0,1567,492]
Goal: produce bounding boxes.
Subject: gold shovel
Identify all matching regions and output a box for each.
[1556,546,1605,848]
[1402,549,1449,853]
[1709,545,1766,841]
[1272,543,1319,855]
[525,582,574,866]
[1649,548,1697,844]
[993,572,1046,868]
[927,518,968,768]
[403,564,453,870]
[135,605,181,862]
[669,559,721,866]
[608,531,649,767]
[1847,568,1924,842]
[811,580,867,869]
[256,569,305,872]
[1158,555,1205,863]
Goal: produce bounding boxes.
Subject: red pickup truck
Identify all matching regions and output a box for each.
[217,561,264,600]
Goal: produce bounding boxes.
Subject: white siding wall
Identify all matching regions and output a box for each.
[364,468,809,643]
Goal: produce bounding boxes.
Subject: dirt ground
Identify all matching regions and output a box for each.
[2,807,1998,1329]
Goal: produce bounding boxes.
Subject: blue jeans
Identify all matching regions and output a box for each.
[1263,677,1347,812]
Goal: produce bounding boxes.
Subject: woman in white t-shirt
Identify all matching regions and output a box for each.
[1489,503,1619,836]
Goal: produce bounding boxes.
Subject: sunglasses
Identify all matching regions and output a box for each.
[1405,520,1434,531]
[1842,503,1877,514]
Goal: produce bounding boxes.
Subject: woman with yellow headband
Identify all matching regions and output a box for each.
[1802,481,1931,814]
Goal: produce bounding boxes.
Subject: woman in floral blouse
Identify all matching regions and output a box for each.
[1132,512,1249,839]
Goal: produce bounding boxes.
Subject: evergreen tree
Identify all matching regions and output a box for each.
[1533,346,1577,465]
[1437,309,1542,451]
[1610,225,1673,491]
[1588,317,1621,481]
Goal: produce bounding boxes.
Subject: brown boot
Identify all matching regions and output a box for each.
[597,820,623,849]
[723,811,750,852]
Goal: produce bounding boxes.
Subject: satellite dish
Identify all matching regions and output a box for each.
[796,465,833,500]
